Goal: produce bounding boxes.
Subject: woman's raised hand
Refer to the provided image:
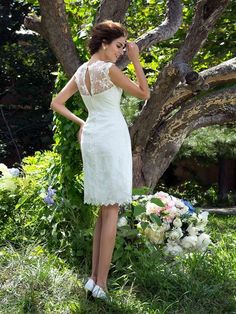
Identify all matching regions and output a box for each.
[126,42,139,62]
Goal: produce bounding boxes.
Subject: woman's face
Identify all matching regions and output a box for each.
[103,36,126,62]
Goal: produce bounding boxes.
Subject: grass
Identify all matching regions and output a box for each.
[0,214,235,313]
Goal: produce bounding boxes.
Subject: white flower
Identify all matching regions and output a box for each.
[195,211,209,230]
[143,195,153,201]
[8,168,20,177]
[188,213,198,224]
[199,211,209,220]
[173,217,182,228]
[174,198,186,209]
[162,223,171,231]
[197,211,209,225]
[168,227,183,241]
[155,191,171,200]
[0,163,11,178]
[178,206,189,215]
[165,241,183,256]
[117,217,128,227]
[195,223,206,232]
[187,224,199,236]
[196,233,211,251]
[181,235,198,249]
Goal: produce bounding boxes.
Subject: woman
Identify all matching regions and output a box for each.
[51,20,150,300]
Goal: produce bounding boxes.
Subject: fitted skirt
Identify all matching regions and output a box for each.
[80,118,132,206]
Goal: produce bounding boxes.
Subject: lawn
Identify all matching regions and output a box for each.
[0,214,235,314]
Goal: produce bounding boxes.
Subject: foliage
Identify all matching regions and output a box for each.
[0,35,57,110]
[0,0,58,164]
[0,0,30,45]
[130,221,236,313]
[120,94,142,126]
[124,0,235,86]
[178,124,236,162]
[0,152,95,267]
[52,70,95,232]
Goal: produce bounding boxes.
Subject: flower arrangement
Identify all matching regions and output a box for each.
[117,191,211,256]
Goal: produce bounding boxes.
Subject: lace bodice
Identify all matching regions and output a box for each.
[74,60,115,96]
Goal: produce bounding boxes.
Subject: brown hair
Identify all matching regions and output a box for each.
[88,20,127,55]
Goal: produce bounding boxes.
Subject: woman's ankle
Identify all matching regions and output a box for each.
[90,275,97,282]
[96,280,107,292]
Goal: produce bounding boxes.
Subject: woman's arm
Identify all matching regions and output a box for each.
[109,42,150,100]
[50,75,85,127]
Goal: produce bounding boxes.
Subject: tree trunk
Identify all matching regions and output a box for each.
[218,158,236,203]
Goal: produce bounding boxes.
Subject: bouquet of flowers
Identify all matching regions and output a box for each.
[117,191,211,256]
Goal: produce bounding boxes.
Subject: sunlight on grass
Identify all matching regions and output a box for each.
[0,215,235,313]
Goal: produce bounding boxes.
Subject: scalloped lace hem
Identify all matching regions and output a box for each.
[84,198,132,206]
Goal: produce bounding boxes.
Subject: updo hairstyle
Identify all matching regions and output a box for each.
[88,20,127,55]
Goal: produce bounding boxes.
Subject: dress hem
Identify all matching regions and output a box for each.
[84,198,132,206]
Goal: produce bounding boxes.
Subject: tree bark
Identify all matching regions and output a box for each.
[218,158,236,202]
[163,58,236,114]
[24,0,81,77]
[95,0,132,23]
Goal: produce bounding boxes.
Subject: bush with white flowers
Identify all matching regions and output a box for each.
[118,191,211,256]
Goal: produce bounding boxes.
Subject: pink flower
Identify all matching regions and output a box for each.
[146,202,163,216]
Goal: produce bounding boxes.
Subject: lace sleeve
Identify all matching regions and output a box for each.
[73,65,89,96]
[90,61,115,95]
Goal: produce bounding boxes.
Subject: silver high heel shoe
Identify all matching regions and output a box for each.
[92,284,108,300]
[84,278,96,298]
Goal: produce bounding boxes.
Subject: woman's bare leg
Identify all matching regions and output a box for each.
[96,204,119,291]
[90,208,102,282]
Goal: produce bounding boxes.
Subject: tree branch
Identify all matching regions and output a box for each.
[24,15,44,36]
[95,0,131,23]
[162,57,236,118]
[175,0,230,64]
[118,0,183,68]
[142,86,236,188]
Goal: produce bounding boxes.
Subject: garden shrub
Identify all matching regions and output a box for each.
[0,151,96,267]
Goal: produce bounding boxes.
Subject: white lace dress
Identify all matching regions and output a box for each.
[74,60,132,206]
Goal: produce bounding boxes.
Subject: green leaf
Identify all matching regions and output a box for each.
[113,247,123,261]
[150,213,162,226]
[133,205,146,217]
[140,221,149,230]
[150,198,165,207]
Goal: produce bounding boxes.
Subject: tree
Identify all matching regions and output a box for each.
[24,0,236,190]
